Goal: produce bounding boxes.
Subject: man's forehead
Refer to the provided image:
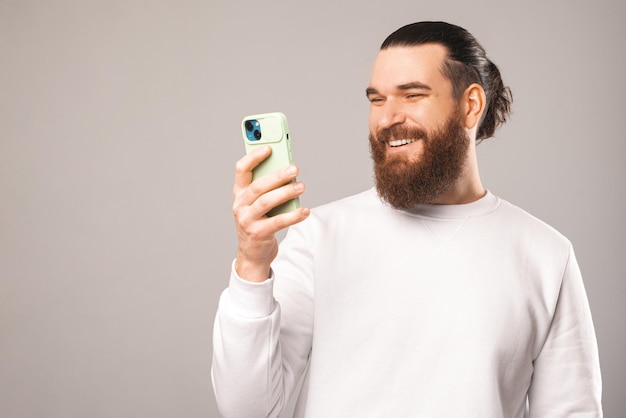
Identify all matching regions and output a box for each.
[370,44,449,87]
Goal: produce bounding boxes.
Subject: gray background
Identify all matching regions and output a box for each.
[1,0,624,417]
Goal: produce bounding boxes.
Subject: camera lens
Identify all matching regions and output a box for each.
[254,130,262,140]
[245,121,254,131]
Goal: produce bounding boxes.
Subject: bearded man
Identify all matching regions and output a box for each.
[213,21,602,417]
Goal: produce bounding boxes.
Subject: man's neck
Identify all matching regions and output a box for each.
[433,184,486,205]
[433,160,485,205]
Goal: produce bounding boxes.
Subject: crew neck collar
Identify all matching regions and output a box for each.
[378,189,500,219]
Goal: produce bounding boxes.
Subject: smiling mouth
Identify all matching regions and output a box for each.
[388,138,418,147]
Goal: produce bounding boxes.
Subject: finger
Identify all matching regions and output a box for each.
[238,164,299,208]
[233,146,272,193]
[249,181,305,219]
[254,204,311,236]
[233,183,308,247]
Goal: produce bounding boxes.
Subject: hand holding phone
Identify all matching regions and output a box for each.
[242,112,300,216]
[233,112,309,282]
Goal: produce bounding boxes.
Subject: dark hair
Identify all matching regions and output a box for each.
[381,21,512,140]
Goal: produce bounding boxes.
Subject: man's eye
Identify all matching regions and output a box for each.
[406,93,424,99]
[369,97,384,104]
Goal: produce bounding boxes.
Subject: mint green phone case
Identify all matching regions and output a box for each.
[242,112,300,216]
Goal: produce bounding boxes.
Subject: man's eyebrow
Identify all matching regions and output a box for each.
[365,82,432,97]
[397,81,432,91]
[365,87,379,97]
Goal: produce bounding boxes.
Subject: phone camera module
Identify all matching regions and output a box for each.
[245,119,262,141]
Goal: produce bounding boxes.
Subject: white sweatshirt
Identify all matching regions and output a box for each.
[212,189,602,417]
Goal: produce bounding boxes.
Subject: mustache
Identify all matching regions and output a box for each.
[374,125,428,143]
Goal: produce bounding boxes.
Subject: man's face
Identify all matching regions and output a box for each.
[366,44,471,208]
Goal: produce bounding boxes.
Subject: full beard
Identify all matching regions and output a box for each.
[369,109,470,209]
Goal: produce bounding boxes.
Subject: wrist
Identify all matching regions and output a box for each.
[227,260,276,318]
[234,256,272,283]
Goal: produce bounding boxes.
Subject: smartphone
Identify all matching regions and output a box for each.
[242,112,300,216]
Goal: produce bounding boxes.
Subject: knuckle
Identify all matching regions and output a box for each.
[244,222,266,241]
[234,159,248,176]
[233,208,248,227]
[271,214,286,230]
[232,204,242,219]
[248,181,262,196]
[256,193,271,209]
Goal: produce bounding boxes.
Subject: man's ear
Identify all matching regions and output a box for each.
[462,83,486,130]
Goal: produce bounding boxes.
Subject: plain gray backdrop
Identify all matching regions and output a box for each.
[1,1,624,417]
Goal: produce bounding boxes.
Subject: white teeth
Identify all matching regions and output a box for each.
[388,138,417,147]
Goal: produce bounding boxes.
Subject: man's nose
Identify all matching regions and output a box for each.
[378,100,406,129]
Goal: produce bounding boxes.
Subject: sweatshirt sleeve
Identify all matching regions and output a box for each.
[527,244,603,417]
[210,264,286,418]
[212,221,316,418]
